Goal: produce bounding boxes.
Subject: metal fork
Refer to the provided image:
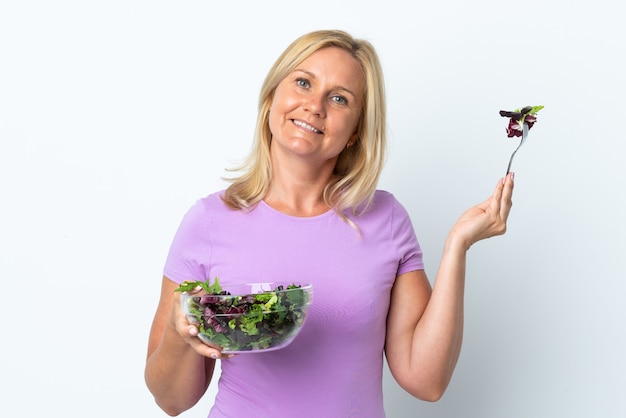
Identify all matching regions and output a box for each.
[506,122,528,174]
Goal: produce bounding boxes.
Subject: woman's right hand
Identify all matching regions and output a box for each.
[169,286,234,360]
[146,277,224,415]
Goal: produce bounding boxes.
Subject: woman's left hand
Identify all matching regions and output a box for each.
[449,172,515,250]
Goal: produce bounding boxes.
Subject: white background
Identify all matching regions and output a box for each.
[1,1,625,417]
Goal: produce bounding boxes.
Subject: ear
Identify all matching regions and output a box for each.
[347,131,359,147]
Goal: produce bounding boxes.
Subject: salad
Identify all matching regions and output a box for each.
[499,105,544,137]
[177,278,311,352]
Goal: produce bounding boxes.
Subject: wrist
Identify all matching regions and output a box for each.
[444,229,472,253]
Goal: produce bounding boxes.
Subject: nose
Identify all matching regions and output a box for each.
[304,93,326,118]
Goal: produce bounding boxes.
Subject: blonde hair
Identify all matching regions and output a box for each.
[222,29,387,222]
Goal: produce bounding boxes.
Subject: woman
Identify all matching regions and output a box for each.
[145,29,514,417]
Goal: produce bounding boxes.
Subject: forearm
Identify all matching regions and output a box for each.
[386,233,468,401]
[411,234,467,394]
[145,324,215,415]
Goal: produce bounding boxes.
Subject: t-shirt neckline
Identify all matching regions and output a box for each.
[259,200,336,220]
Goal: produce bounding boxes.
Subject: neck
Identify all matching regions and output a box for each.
[264,147,336,217]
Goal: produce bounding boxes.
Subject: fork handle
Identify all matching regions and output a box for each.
[505,140,523,174]
[505,122,529,174]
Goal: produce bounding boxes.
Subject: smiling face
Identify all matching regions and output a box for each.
[268,46,365,168]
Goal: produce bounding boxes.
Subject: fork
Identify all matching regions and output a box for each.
[506,122,528,174]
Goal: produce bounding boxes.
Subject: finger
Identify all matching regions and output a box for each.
[484,176,506,216]
[188,336,223,359]
[500,172,515,220]
[173,292,235,360]
[191,337,235,360]
[177,315,225,358]
[493,175,506,202]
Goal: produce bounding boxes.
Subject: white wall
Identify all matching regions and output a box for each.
[1,1,624,417]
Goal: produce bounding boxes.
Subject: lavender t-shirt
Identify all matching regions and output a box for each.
[163,190,424,418]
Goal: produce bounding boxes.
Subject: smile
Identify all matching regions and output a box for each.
[292,119,323,134]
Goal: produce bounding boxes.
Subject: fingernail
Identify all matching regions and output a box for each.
[510,172,515,181]
[210,353,219,360]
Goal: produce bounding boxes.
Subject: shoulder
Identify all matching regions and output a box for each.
[185,190,230,215]
[196,190,227,209]
[177,190,230,225]
[370,190,415,231]
[370,190,408,215]
[350,190,412,227]
[372,189,396,204]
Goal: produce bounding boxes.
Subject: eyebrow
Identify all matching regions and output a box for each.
[292,69,358,99]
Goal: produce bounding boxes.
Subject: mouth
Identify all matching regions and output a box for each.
[292,119,323,134]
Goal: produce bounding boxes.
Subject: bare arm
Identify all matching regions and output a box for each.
[145,276,225,416]
[385,173,514,401]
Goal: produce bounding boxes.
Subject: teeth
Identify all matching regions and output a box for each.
[293,119,321,133]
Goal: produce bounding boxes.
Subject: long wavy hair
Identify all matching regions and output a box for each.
[222,30,387,223]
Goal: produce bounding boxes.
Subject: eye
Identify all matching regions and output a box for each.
[331,95,348,106]
[295,77,310,89]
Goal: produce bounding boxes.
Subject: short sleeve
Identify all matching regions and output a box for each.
[162,199,212,284]
[391,197,425,275]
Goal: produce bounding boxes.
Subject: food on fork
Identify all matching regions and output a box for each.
[499,105,544,138]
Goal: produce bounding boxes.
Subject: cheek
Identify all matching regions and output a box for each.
[268,90,288,121]
[267,96,282,135]
[268,109,278,136]
[339,115,360,142]
[270,83,293,110]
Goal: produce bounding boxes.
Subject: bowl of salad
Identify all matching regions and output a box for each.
[178,278,312,353]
